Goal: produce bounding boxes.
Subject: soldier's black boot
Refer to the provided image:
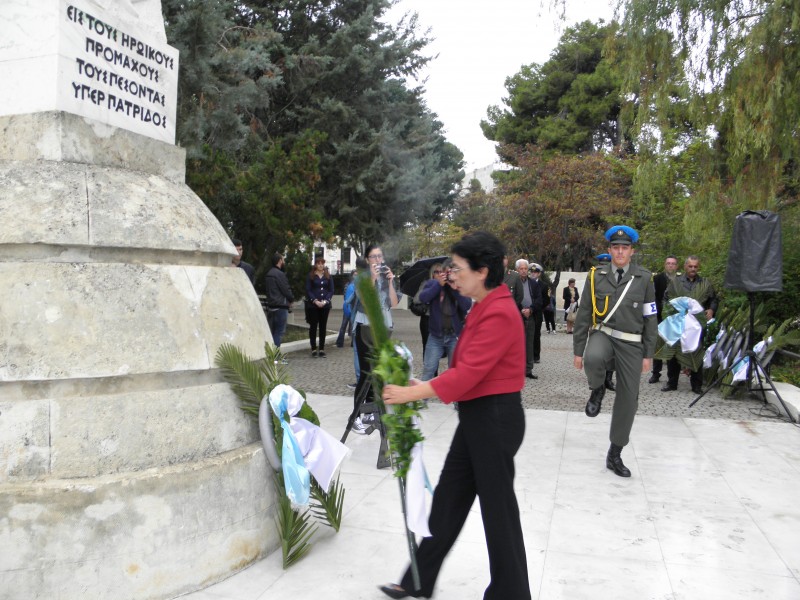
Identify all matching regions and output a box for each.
[585,386,605,417]
[606,443,631,477]
[604,370,616,391]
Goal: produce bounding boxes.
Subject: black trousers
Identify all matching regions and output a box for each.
[399,393,531,600]
[543,308,556,331]
[667,357,702,389]
[532,310,543,361]
[353,324,393,410]
[307,303,331,350]
[522,315,536,373]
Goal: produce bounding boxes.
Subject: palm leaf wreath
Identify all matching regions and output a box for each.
[215,343,344,568]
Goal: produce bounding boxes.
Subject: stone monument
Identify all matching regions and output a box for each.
[0,1,278,598]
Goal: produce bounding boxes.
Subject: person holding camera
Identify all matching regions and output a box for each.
[351,244,402,434]
[418,260,472,381]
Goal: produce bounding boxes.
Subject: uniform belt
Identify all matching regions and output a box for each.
[593,323,642,343]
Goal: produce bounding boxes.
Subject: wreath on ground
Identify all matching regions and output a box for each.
[215,343,346,568]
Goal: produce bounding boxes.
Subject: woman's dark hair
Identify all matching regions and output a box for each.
[451,231,505,289]
[364,244,381,260]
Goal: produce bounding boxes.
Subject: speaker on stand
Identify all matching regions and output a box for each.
[689,211,795,422]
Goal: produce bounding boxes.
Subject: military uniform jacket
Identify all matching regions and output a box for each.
[573,264,658,358]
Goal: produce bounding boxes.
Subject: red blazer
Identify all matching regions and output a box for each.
[430,284,525,403]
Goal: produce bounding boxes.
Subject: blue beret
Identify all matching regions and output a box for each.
[604,225,639,244]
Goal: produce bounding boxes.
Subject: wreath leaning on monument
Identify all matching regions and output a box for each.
[215,343,347,569]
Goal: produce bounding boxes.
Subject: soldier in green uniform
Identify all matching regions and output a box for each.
[573,226,658,477]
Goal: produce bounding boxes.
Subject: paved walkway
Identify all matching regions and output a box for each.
[284,308,782,422]
[178,395,800,600]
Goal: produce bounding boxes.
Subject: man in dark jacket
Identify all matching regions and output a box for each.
[527,262,549,364]
[661,256,718,394]
[648,255,679,383]
[264,252,294,347]
[516,259,546,378]
[231,238,255,285]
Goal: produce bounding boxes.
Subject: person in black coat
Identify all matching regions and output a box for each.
[648,255,679,383]
[562,278,580,334]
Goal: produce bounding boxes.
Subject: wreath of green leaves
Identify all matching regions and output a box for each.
[356,274,426,479]
[215,343,344,568]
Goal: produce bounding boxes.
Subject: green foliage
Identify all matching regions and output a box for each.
[482,20,625,158]
[166,0,464,264]
[356,274,425,479]
[215,342,342,568]
[309,478,345,532]
[459,146,634,269]
[275,477,316,569]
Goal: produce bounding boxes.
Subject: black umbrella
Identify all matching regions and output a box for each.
[399,255,449,297]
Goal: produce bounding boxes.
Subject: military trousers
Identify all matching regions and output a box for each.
[583,330,644,447]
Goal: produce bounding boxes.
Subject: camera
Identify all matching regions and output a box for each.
[444,268,452,283]
[377,263,391,275]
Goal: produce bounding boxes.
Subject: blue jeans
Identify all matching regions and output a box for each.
[267,308,288,347]
[422,332,458,381]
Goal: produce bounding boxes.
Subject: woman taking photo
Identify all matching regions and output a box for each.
[305,256,334,357]
[351,244,401,433]
[380,231,530,600]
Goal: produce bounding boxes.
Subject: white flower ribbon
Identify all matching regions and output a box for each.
[403,414,432,537]
[658,297,705,352]
[268,384,349,506]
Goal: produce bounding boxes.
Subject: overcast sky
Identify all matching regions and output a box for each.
[384,0,616,172]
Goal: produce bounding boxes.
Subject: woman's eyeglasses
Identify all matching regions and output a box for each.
[368,253,383,260]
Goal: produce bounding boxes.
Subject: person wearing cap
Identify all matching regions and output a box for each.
[527,262,548,364]
[516,259,543,378]
[572,225,657,477]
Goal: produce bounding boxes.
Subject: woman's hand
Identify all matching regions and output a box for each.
[573,356,583,370]
[383,379,432,404]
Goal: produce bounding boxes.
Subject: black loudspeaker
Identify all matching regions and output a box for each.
[724,210,783,292]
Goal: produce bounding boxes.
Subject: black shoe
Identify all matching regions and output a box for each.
[606,443,631,477]
[604,372,615,391]
[526,372,538,379]
[691,385,703,394]
[311,349,318,358]
[378,584,409,599]
[648,374,660,384]
[534,359,541,364]
[585,386,605,417]
[318,350,326,358]
[660,383,677,392]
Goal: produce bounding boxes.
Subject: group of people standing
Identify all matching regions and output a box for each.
[243,227,720,600]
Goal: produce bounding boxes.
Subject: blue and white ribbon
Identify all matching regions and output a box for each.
[658,297,704,352]
[268,384,349,507]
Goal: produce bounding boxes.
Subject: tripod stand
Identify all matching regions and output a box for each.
[341,377,392,468]
[690,292,796,423]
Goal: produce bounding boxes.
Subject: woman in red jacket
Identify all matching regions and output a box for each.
[380,231,530,600]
